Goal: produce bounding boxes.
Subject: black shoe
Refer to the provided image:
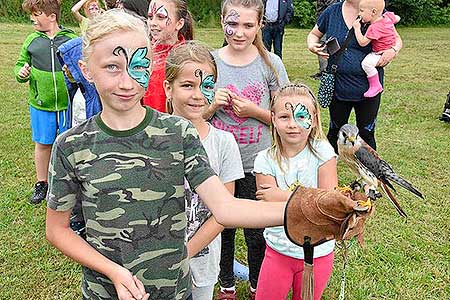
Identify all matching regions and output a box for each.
[30,181,48,205]
[310,72,322,80]
[439,110,450,123]
[70,220,86,239]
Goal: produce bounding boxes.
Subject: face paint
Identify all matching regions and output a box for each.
[156,5,172,25]
[194,69,215,104]
[224,9,239,37]
[285,102,312,129]
[149,2,157,17]
[113,46,151,89]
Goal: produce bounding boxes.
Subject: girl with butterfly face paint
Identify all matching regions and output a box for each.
[164,41,244,300]
[142,0,194,112]
[205,1,289,298]
[254,83,338,300]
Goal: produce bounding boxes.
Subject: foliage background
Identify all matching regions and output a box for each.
[1,0,450,26]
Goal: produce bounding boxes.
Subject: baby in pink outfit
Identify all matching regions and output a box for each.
[353,0,400,97]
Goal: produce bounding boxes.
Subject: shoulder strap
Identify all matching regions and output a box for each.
[331,27,355,73]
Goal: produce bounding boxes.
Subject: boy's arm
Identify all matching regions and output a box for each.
[46,208,149,300]
[14,39,32,83]
[195,175,285,228]
[71,0,88,23]
[353,19,371,47]
[186,182,234,258]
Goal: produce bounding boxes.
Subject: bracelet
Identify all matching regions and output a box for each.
[391,46,398,53]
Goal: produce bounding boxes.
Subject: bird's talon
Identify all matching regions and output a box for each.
[355,198,372,212]
[336,185,353,194]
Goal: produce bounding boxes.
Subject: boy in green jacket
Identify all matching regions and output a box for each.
[14,0,77,204]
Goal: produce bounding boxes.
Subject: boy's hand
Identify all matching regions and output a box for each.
[110,266,149,300]
[18,63,31,79]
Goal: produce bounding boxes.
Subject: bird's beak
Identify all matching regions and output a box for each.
[347,136,355,146]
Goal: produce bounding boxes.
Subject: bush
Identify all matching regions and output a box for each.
[292,0,316,28]
[388,0,450,25]
[188,0,221,27]
[0,0,78,25]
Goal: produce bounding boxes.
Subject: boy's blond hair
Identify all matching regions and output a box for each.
[22,0,62,22]
[81,9,150,63]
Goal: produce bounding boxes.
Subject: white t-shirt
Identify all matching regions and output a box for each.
[253,139,337,259]
[185,124,244,287]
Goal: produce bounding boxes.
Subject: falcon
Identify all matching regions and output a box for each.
[337,124,424,217]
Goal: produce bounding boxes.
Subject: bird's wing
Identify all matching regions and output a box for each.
[353,143,384,187]
[356,142,424,199]
[379,159,424,199]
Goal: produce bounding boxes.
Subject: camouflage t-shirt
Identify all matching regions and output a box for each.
[47,107,216,300]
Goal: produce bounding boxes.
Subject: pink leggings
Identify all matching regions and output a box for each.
[256,245,334,300]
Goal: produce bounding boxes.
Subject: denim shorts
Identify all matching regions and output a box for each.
[29,105,70,144]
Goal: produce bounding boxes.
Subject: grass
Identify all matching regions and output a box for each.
[1,23,449,299]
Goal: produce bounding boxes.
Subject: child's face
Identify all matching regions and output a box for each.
[80,30,151,115]
[222,5,261,52]
[87,2,102,18]
[358,2,376,23]
[30,10,54,33]
[166,61,215,121]
[272,95,316,147]
[147,0,184,45]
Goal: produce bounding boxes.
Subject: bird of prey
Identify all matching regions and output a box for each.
[337,124,423,217]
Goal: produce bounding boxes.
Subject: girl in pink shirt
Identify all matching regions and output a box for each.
[353,0,400,97]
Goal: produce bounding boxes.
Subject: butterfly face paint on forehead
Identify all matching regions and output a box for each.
[224,9,240,37]
[194,69,215,104]
[285,102,313,129]
[113,46,151,89]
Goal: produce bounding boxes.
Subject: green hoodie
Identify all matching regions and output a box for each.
[14,28,77,112]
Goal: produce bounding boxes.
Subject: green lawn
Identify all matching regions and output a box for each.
[0,23,449,299]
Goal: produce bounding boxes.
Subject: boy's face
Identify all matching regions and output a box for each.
[30,10,55,32]
[80,30,151,116]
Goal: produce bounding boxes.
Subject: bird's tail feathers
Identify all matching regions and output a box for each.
[386,173,424,199]
[380,182,408,217]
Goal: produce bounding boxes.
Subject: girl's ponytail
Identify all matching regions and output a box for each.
[180,9,194,40]
[170,0,194,40]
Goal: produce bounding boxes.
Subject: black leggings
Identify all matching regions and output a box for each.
[327,94,381,153]
[218,173,265,289]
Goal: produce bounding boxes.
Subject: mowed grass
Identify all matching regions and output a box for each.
[0,23,449,299]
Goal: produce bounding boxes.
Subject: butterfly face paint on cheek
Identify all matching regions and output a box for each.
[224,9,239,37]
[194,69,215,104]
[285,102,313,129]
[113,46,151,89]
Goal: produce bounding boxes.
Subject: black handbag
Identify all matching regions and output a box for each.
[317,28,355,108]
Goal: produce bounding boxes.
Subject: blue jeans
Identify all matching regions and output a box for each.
[262,22,284,59]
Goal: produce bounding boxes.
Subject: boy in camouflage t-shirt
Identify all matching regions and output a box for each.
[48,107,215,299]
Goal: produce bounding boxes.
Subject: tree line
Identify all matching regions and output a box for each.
[1,0,449,26]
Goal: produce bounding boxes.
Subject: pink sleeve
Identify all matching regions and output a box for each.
[384,11,399,24]
[365,24,380,41]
